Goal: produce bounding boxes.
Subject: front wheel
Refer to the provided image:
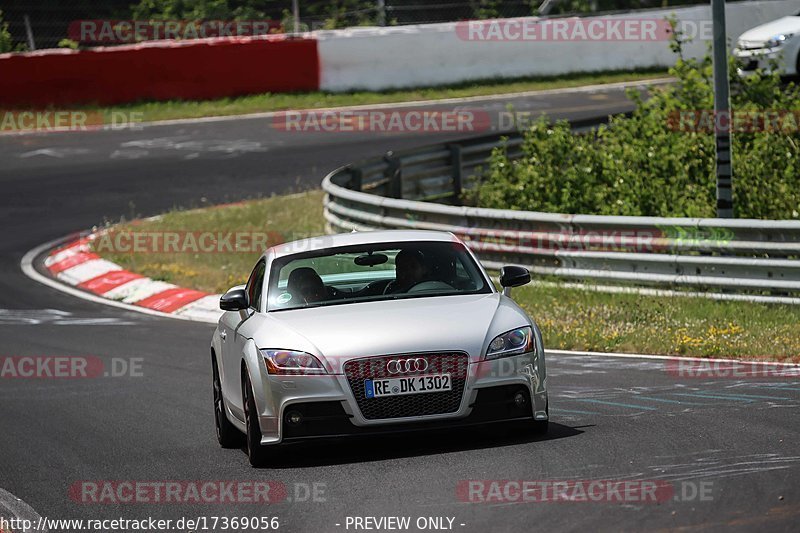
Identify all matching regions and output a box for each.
[796,51,800,78]
[213,355,242,448]
[243,371,270,467]
[530,404,549,435]
[530,418,549,435]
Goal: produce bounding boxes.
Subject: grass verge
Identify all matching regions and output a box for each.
[94,189,799,362]
[99,190,326,293]
[75,69,667,123]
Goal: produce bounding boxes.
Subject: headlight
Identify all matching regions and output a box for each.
[766,33,794,48]
[485,327,533,360]
[261,349,327,375]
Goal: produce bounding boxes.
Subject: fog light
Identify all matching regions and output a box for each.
[514,392,527,407]
[287,411,303,425]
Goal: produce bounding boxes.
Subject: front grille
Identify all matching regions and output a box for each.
[344,352,469,420]
[742,60,759,72]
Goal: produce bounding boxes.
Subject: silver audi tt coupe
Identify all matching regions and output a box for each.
[211,230,548,466]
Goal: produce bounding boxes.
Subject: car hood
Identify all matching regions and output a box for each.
[253,293,530,370]
[738,16,800,44]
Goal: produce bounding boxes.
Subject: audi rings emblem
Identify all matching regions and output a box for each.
[386,358,428,374]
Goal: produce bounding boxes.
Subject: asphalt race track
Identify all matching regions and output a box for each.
[1,84,799,532]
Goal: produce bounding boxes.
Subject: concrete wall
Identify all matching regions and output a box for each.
[317,0,800,91]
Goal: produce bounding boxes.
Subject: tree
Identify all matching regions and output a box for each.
[130,0,271,21]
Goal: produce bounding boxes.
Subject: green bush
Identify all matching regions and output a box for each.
[473,28,800,219]
[58,38,79,49]
[0,9,15,53]
[130,0,381,29]
[130,0,265,20]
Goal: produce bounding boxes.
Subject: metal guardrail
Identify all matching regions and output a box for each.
[322,118,800,295]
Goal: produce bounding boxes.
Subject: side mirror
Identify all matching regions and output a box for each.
[499,266,531,294]
[220,288,248,311]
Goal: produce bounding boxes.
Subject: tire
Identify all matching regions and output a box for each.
[212,354,242,448]
[243,371,270,467]
[529,404,549,435]
[796,51,800,79]
[530,418,549,435]
[506,405,548,438]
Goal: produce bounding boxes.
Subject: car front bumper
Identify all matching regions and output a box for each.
[733,47,794,76]
[253,352,548,445]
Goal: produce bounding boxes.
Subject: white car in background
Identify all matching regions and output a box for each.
[734,12,800,76]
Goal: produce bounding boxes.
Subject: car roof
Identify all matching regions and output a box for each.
[267,230,460,259]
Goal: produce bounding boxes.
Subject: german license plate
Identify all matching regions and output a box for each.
[364,374,452,398]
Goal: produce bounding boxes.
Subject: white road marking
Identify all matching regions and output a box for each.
[1,78,674,139]
[0,487,47,533]
[19,148,90,158]
[109,149,149,159]
[138,78,674,129]
[119,138,269,154]
[0,309,135,326]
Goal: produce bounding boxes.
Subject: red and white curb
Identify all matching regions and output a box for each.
[22,233,223,324]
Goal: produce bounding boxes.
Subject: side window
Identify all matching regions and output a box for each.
[245,260,266,311]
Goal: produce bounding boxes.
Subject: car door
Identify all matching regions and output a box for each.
[220,259,265,420]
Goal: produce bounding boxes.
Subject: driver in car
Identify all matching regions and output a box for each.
[386,249,428,293]
[287,267,328,304]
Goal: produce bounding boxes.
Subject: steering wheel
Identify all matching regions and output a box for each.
[406,280,455,293]
[353,279,389,296]
[383,280,399,295]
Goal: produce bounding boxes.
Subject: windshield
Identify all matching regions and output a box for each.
[267,241,491,311]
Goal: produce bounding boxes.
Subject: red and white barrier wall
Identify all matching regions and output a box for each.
[0,0,795,107]
[44,237,223,322]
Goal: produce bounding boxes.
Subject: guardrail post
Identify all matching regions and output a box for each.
[384,151,403,199]
[449,144,463,203]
